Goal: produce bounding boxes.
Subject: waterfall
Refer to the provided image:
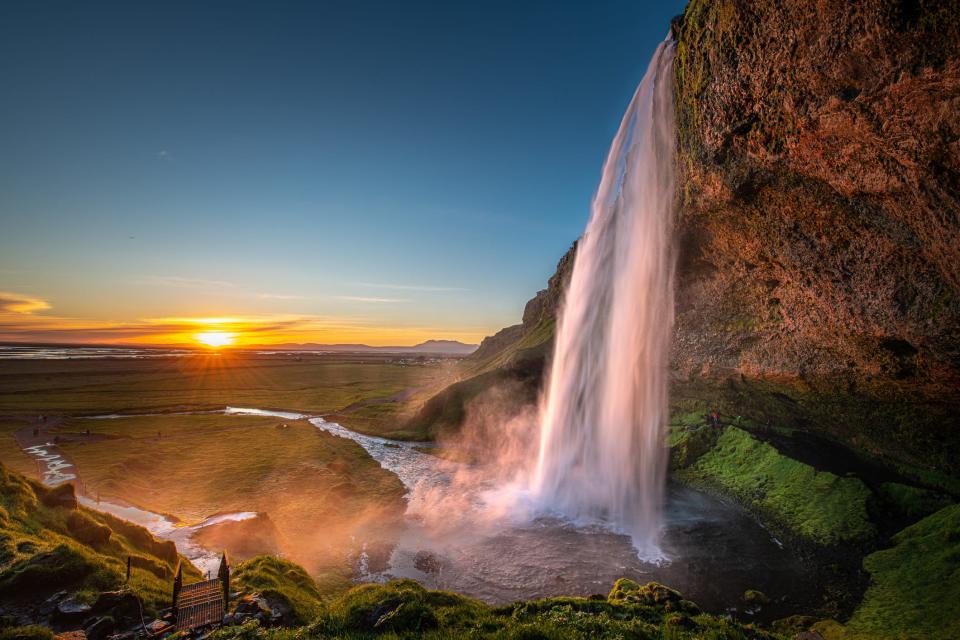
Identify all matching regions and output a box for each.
[531,39,676,558]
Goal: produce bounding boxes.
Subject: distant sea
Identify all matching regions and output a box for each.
[0,345,195,360]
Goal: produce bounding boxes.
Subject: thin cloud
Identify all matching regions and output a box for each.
[156,150,172,161]
[141,275,239,289]
[354,282,468,292]
[337,296,409,303]
[256,293,307,300]
[0,292,51,315]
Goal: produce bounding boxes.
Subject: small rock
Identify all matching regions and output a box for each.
[146,620,172,635]
[55,597,92,623]
[54,632,86,640]
[41,591,69,616]
[413,550,442,575]
[83,616,115,640]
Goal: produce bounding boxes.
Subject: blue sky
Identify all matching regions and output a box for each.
[0,0,686,345]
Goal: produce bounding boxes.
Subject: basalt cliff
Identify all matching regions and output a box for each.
[413,0,960,482]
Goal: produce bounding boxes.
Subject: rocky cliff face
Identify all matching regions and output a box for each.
[671,0,960,477]
[417,0,960,479]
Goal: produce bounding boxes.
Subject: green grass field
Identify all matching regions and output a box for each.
[0,354,453,435]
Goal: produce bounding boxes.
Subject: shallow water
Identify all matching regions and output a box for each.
[75,496,255,576]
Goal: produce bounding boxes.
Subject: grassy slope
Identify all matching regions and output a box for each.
[0,420,35,478]
[208,576,784,640]
[233,556,328,625]
[406,318,555,440]
[814,504,960,639]
[0,356,449,436]
[675,427,874,545]
[0,463,201,614]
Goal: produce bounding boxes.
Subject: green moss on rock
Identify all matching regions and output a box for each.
[233,556,326,625]
[876,482,954,521]
[208,577,783,639]
[678,427,875,545]
[836,504,960,639]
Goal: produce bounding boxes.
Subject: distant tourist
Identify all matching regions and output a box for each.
[708,410,722,429]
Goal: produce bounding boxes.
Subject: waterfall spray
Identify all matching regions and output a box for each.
[531,39,676,558]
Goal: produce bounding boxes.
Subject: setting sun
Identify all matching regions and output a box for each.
[195,331,235,348]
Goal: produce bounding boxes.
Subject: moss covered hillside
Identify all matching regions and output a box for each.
[0,463,201,626]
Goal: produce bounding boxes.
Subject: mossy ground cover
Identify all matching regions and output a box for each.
[676,427,874,545]
[812,504,960,639]
[233,556,329,625]
[206,576,783,640]
[0,463,200,614]
[0,420,35,478]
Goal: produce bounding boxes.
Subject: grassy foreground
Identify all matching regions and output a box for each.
[211,576,782,640]
[812,503,960,639]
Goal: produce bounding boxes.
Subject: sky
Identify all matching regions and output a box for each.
[0,0,685,347]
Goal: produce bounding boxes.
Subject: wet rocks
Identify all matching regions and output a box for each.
[607,579,700,615]
[743,589,770,605]
[413,550,442,575]
[52,596,91,624]
[82,616,114,640]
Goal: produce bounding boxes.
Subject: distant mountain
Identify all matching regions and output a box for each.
[244,340,478,355]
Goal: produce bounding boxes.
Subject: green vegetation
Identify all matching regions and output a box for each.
[408,318,556,440]
[0,420,35,478]
[813,504,960,639]
[0,463,200,613]
[0,626,53,640]
[234,556,327,625]
[676,427,875,545]
[876,482,953,521]
[207,576,782,640]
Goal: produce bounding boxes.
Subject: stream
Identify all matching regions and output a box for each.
[23,406,821,619]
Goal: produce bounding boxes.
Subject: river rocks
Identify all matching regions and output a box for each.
[413,550,442,575]
[743,589,770,605]
[53,596,91,624]
[607,579,700,614]
[82,616,114,640]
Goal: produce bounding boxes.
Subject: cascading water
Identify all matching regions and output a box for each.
[531,38,676,558]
